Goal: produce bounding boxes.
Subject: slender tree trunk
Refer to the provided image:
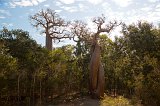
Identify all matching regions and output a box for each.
[40,79,42,105]
[33,74,36,105]
[29,83,32,106]
[17,75,20,106]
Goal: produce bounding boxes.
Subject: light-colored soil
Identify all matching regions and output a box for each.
[55,96,100,106]
[48,95,140,106]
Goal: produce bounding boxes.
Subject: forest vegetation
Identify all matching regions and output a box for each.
[0,9,160,106]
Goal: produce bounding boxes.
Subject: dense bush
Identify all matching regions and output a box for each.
[0,21,160,106]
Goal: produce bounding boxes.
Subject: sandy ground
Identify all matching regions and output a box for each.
[54,96,100,106]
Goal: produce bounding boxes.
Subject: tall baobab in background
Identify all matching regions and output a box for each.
[30,9,70,50]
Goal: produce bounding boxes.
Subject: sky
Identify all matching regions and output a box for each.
[0,0,160,47]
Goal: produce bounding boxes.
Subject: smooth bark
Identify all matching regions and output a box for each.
[89,43,105,98]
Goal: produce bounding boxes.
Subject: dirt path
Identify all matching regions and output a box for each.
[47,95,137,106]
[55,96,100,106]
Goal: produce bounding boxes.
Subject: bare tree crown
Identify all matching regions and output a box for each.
[30,8,70,40]
[93,15,121,38]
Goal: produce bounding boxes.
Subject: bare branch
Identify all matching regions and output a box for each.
[30,8,71,49]
[70,20,91,42]
[30,15,47,29]
[92,15,122,41]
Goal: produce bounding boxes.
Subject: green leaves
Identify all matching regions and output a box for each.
[0,20,160,105]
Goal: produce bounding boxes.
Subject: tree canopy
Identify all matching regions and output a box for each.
[0,9,160,106]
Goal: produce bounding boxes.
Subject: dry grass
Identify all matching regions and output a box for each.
[100,95,133,106]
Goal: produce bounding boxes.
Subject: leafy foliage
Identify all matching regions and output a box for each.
[0,19,160,105]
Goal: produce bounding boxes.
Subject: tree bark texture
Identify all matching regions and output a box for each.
[89,43,105,98]
[46,33,52,50]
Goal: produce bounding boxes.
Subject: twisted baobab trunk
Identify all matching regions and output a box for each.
[70,16,120,98]
[89,42,105,98]
[88,16,120,98]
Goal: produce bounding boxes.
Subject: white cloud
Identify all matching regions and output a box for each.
[59,0,75,4]
[146,11,160,22]
[37,0,46,2]
[101,1,160,26]
[156,4,160,8]
[9,0,47,7]
[78,3,88,11]
[111,0,133,7]
[0,16,5,19]
[0,9,9,15]
[85,16,97,33]
[31,0,39,5]
[148,0,159,3]
[102,2,110,8]
[0,9,11,17]
[58,0,104,5]
[9,2,16,8]
[61,6,78,12]
[122,8,160,24]
[102,5,124,21]
[44,4,49,7]
[55,1,63,6]
[156,8,160,11]
[55,10,62,13]
[12,0,33,7]
[156,4,160,11]
[100,0,160,29]
[87,0,103,5]
[141,7,152,11]
[109,25,123,40]
[57,2,87,12]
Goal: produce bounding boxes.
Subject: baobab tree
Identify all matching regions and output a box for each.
[71,16,121,98]
[89,16,121,98]
[30,9,70,50]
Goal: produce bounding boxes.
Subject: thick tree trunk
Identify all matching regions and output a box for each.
[89,43,100,91]
[89,43,105,98]
[95,62,105,98]
[46,34,52,50]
